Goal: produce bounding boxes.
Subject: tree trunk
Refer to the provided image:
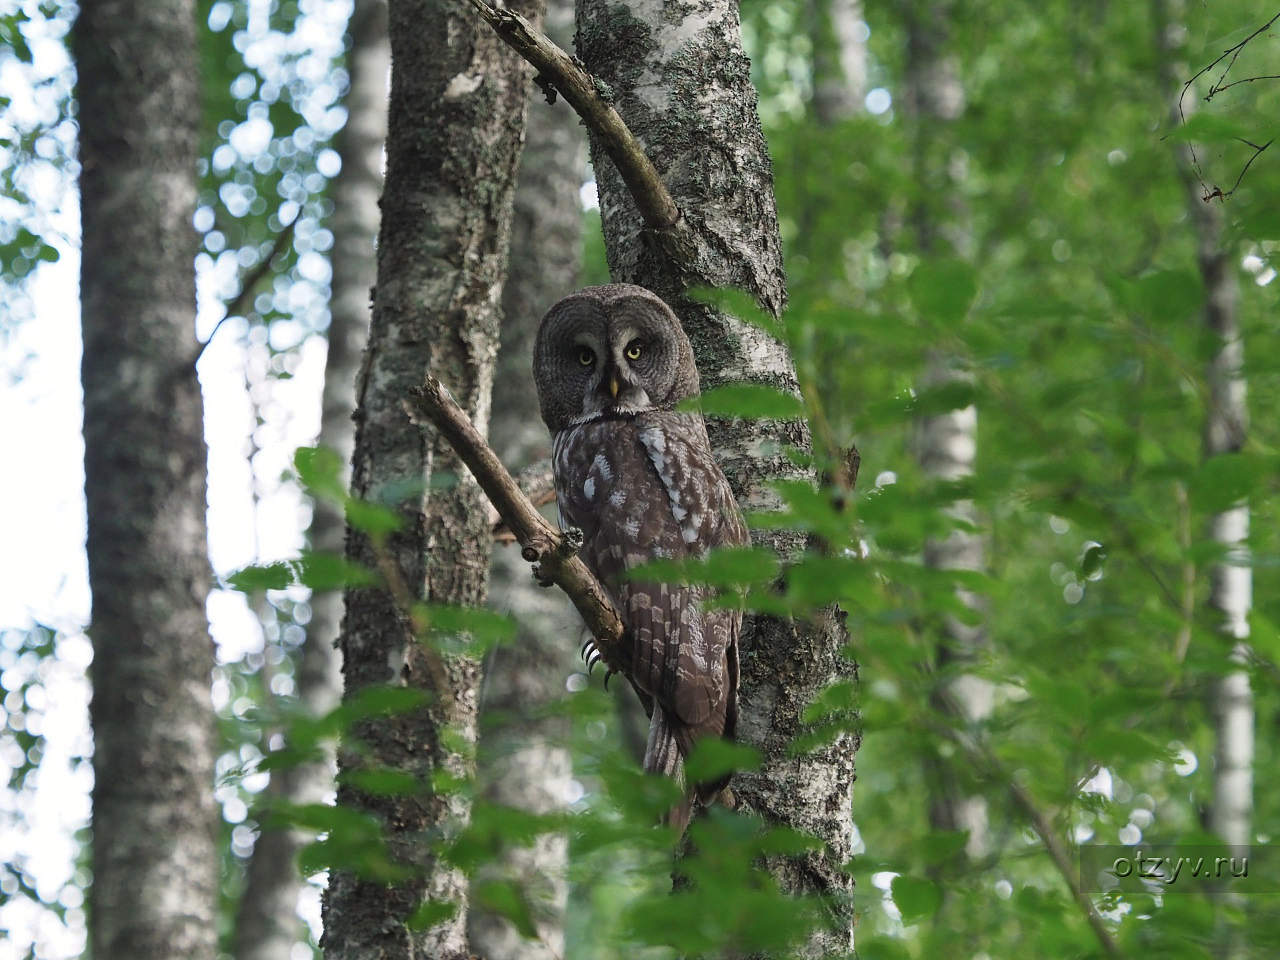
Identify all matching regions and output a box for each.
[320,0,533,955]
[232,3,389,958]
[76,1,218,958]
[808,0,866,124]
[468,1,584,958]
[1155,0,1253,869]
[902,1,992,862]
[574,0,856,951]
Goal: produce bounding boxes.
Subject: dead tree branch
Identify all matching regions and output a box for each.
[405,376,626,671]
[464,0,681,231]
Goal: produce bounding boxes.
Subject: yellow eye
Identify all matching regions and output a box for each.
[577,347,594,366]
[624,341,642,361]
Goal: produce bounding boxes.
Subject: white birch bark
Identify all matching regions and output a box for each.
[320,0,533,954]
[1154,0,1253,860]
[575,0,856,951]
[903,3,991,861]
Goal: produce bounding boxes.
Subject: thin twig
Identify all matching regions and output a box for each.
[464,0,681,231]
[1169,10,1280,201]
[928,692,1123,959]
[404,376,627,672]
[192,219,298,366]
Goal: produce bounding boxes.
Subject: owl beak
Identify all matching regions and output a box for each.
[608,372,621,399]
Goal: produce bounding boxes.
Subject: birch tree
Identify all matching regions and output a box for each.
[809,0,866,126]
[574,0,857,948]
[319,0,533,955]
[901,1,992,862]
[1155,4,1254,952]
[232,3,389,957]
[76,0,218,956]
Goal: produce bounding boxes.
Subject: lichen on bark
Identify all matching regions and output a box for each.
[320,0,536,955]
[575,0,857,950]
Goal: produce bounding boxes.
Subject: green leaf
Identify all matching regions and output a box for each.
[345,498,403,536]
[294,445,345,501]
[296,550,378,591]
[406,899,458,931]
[907,258,977,326]
[1189,453,1272,513]
[1164,112,1254,145]
[684,738,761,784]
[682,382,804,419]
[420,604,517,651]
[226,561,293,592]
[688,284,785,341]
[890,874,942,924]
[342,685,430,721]
[341,767,424,797]
[472,880,539,939]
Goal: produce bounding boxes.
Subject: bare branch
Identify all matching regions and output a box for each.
[1171,10,1280,200]
[405,375,627,671]
[191,218,298,367]
[464,0,681,231]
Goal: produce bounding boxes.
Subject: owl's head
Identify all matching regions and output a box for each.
[533,284,699,433]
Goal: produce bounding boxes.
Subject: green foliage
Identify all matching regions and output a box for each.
[190,0,1280,957]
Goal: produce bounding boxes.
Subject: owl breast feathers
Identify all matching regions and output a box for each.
[533,284,748,796]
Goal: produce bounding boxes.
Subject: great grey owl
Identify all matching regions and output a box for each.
[533,283,748,806]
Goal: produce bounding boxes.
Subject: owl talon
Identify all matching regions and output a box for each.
[556,527,584,557]
[604,669,615,690]
[531,562,555,587]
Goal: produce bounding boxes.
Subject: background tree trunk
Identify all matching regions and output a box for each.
[468,0,585,957]
[76,0,218,957]
[232,3,389,958]
[808,0,866,125]
[320,0,534,955]
[902,1,992,862]
[574,0,856,950]
[1154,5,1254,953]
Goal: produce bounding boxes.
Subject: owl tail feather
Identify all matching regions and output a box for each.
[644,705,698,833]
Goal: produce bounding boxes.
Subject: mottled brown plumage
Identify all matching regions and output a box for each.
[533,284,747,802]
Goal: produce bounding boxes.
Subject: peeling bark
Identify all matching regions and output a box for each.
[575,0,856,951]
[233,4,389,958]
[320,0,533,955]
[76,1,218,957]
[469,2,584,957]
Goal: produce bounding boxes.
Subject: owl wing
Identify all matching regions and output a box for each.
[553,414,747,741]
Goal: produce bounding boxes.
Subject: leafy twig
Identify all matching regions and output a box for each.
[927,691,1123,958]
